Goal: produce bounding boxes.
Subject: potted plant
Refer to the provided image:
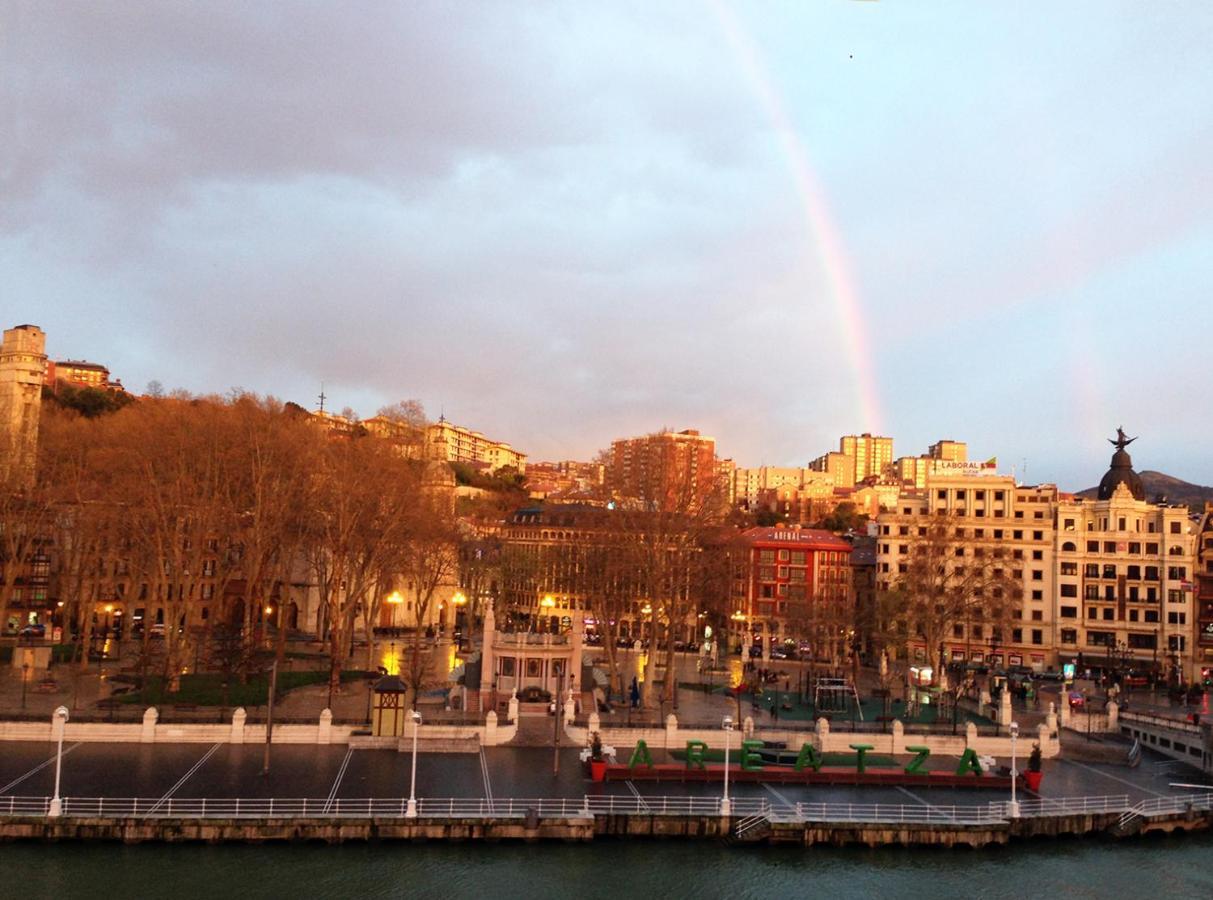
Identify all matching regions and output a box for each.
[1023,742,1043,792]
[589,731,608,782]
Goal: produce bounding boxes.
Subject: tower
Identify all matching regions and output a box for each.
[0,325,47,488]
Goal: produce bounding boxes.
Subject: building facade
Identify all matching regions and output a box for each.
[876,472,1061,671]
[606,428,722,510]
[0,324,47,487]
[732,525,854,655]
[427,418,527,473]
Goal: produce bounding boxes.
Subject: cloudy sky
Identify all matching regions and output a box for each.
[3,2,1211,489]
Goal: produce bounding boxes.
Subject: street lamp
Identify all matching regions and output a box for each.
[720,715,734,817]
[1008,720,1020,818]
[406,710,422,818]
[49,706,69,817]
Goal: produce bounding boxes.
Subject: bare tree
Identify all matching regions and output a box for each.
[879,521,1021,686]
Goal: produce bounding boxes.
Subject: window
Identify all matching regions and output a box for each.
[525,658,542,678]
[1168,611,1187,625]
[1011,628,1022,643]
[1063,519,1075,531]
[1060,605,1077,618]
[1032,589,1043,600]
[1102,608,1114,620]
[1031,610,1043,621]
[791,551,806,564]
[1169,566,1187,580]
[1060,628,1077,644]
[1087,607,1097,619]
[953,624,964,638]
[1061,563,1078,576]
[1144,610,1159,623]
[1032,550,1043,560]
[1031,630,1043,645]
[1128,633,1156,650]
[1031,570,1043,581]
[1171,521,1182,534]
[1087,541,1099,552]
[499,658,516,677]
[778,550,789,561]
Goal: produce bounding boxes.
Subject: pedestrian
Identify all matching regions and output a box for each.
[770,701,778,722]
[629,677,640,709]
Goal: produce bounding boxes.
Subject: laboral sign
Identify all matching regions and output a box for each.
[932,459,998,477]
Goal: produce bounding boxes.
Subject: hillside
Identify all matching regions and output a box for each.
[1076,470,1213,511]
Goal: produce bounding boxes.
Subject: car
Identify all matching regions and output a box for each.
[150,623,166,638]
[1068,691,1085,709]
[18,623,46,639]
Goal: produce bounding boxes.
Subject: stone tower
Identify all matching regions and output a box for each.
[0,324,47,488]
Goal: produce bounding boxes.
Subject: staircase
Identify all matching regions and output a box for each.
[730,812,772,843]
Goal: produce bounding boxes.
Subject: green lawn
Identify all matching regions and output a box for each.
[122,669,371,707]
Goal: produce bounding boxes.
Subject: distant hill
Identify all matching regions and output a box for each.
[1076,470,1213,512]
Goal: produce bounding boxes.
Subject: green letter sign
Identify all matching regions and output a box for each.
[740,739,765,772]
[628,740,653,769]
[903,745,931,775]
[955,748,983,776]
[685,740,708,770]
[849,743,874,774]
[794,742,823,773]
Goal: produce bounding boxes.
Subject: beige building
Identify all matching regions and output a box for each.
[929,440,968,462]
[808,451,856,488]
[427,417,527,473]
[810,434,893,487]
[1053,435,1198,682]
[0,324,47,488]
[734,466,828,508]
[877,471,1061,671]
[890,455,931,489]
[841,433,894,482]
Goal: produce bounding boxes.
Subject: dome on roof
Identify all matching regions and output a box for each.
[1097,430,1145,501]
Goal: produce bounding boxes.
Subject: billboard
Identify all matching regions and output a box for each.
[931,459,998,478]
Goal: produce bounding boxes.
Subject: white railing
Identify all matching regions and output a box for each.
[2,792,1210,827]
[794,802,1005,825]
[1014,794,1131,817]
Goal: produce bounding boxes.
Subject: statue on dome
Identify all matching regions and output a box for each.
[1109,426,1136,451]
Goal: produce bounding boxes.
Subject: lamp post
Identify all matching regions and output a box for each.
[1008,720,1020,818]
[49,706,69,817]
[406,710,422,818]
[720,714,734,817]
[21,662,30,710]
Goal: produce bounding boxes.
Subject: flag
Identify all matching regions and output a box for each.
[982,457,997,469]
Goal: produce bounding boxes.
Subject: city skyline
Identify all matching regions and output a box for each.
[4,3,1211,488]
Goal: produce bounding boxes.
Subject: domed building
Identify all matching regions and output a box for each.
[1097,427,1146,501]
[1054,428,1198,684]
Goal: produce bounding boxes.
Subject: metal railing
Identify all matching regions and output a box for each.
[793,801,1005,825]
[1120,710,1203,735]
[3,791,1210,827]
[1014,794,1131,817]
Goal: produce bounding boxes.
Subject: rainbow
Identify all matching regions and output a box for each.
[708,2,883,432]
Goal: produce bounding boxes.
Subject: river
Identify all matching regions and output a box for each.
[7,832,1213,899]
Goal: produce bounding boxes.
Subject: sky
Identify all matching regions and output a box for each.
[3,2,1211,491]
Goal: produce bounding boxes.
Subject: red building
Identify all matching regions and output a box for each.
[734,525,854,655]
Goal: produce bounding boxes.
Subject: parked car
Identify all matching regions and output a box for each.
[18,623,46,639]
[1068,691,1085,709]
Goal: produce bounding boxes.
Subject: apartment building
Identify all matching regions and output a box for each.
[427,417,527,473]
[876,472,1060,671]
